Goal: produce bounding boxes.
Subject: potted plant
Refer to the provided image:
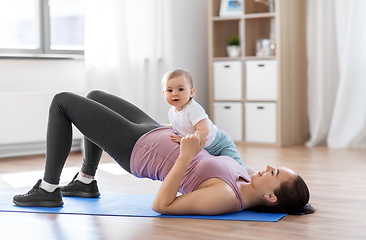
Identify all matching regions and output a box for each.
[227,35,241,57]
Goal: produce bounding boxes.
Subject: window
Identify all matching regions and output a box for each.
[0,0,84,56]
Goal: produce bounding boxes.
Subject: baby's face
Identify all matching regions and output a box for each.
[163,75,194,111]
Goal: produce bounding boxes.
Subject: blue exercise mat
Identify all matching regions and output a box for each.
[0,192,286,222]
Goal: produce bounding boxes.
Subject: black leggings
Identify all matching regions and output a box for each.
[43,90,162,184]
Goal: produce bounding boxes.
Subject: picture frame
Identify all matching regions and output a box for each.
[219,0,243,17]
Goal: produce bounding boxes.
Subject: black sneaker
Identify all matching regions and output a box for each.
[60,173,100,198]
[13,179,63,207]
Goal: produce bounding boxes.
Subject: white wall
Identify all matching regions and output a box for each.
[144,0,208,125]
[0,59,87,157]
[171,0,208,112]
[0,59,87,93]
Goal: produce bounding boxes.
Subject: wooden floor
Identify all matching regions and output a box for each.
[0,145,365,240]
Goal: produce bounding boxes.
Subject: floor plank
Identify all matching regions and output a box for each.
[0,146,365,240]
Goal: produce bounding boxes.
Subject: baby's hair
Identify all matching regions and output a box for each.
[161,69,194,89]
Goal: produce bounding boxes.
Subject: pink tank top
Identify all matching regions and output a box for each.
[130,128,251,211]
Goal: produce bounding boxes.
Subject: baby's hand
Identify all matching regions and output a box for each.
[170,135,181,143]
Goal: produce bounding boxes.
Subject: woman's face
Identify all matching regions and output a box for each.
[251,165,297,196]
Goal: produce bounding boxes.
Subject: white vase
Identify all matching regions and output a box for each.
[227,45,241,57]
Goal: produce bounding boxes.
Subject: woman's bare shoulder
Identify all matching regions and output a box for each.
[198,178,238,199]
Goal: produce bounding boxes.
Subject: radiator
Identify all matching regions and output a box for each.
[0,92,82,158]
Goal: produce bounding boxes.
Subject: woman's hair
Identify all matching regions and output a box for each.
[273,175,313,214]
[161,69,194,89]
[250,175,315,215]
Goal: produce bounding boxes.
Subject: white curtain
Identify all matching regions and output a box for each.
[84,0,173,122]
[306,0,366,148]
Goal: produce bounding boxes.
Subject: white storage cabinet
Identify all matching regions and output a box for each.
[213,60,242,100]
[213,102,243,141]
[245,60,277,101]
[245,102,277,143]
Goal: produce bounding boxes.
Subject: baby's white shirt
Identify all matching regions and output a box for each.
[168,99,217,148]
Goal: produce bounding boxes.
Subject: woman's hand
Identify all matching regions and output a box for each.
[179,134,207,162]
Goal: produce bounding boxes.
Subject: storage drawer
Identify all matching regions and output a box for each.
[213,102,243,141]
[245,60,277,100]
[213,61,242,100]
[245,102,277,143]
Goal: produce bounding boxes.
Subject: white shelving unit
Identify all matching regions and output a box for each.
[208,0,307,147]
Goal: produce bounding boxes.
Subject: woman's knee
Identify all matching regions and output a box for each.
[49,92,75,114]
[52,92,73,105]
[86,90,105,100]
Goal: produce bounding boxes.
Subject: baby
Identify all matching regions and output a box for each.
[161,68,248,170]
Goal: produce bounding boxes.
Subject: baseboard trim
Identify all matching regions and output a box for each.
[0,139,82,158]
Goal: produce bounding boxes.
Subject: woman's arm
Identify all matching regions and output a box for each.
[152,178,240,215]
[151,134,240,215]
[152,134,205,211]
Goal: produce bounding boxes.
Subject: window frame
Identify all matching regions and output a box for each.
[0,0,84,57]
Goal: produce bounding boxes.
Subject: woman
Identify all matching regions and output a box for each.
[13,91,312,215]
